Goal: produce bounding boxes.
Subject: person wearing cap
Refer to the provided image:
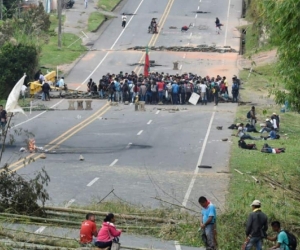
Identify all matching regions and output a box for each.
[244,200,268,250]
[260,118,274,133]
[199,196,217,250]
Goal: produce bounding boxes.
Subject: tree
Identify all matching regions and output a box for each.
[254,0,300,110]
[0,42,39,98]
[3,0,19,18]
[0,167,50,216]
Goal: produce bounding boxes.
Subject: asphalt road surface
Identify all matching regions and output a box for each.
[2,0,242,248]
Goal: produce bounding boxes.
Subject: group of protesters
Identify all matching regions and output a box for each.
[87,71,241,105]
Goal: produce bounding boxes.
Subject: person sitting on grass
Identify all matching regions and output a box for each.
[236,123,260,140]
[260,118,273,133]
[261,143,285,154]
[261,127,280,140]
[238,139,257,150]
[95,213,122,249]
[267,221,290,250]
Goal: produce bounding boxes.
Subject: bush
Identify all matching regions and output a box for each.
[0,42,39,98]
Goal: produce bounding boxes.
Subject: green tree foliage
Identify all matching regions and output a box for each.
[0,43,39,98]
[3,0,19,18]
[0,167,50,216]
[250,0,300,110]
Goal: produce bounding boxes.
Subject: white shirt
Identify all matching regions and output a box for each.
[272,119,277,129]
[21,85,27,96]
[237,126,245,137]
[122,15,127,21]
[200,84,207,93]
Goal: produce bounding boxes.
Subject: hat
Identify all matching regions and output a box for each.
[273,113,277,115]
[250,200,261,206]
[266,118,270,121]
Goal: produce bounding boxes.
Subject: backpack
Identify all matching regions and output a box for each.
[232,83,239,91]
[283,231,297,250]
[247,111,251,119]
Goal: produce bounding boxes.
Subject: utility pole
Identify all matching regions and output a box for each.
[58,0,62,48]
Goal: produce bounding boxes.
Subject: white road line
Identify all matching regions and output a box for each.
[195,14,198,18]
[189,32,192,37]
[11,0,145,128]
[147,120,152,125]
[197,6,200,10]
[109,159,118,166]
[155,110,160,115]
[35,226,46,234]
[137,130,143,136]
[224,0,231,46]
[175,241,182,250]
[182,109,216,207]
[183,53,186,59]
[87,177,99,187]
[65,199,75,208]
[77,0,145,89]
[179,65,183,70]
[126,142,132,149]
[12,100,64,128]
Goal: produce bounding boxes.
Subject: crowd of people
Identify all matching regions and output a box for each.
[87,71,241,106]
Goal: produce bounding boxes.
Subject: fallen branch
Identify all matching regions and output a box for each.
[44,206,176,224]
[269,183,276,190]
[251,176,259,183]
[151,197,198,213]
[234,169,244,175]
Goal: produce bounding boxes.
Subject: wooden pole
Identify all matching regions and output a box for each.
[44,206,177,224]
[58,0,62,48]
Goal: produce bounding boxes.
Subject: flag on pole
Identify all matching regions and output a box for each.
[144,46,150,77]
[6,74,26,115]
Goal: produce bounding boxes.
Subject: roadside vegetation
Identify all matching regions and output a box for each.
[87,12,106,32]
[216,64,300,249]
[97,0,121,11]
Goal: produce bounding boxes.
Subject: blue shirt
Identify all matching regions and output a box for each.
[201,203,216,224]
[172,83,179,93]
[114,81,121,92]
[278,231,289,250]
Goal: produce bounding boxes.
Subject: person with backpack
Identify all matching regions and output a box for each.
[232,79,239,103]
[247,106,257,126]
[244,200,268,250]
[267,221,297,250]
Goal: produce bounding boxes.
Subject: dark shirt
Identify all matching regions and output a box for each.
[42,83,50,92]
[246,210,268,238]
[0,110,7,122]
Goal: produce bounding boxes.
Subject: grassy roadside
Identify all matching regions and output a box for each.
[217,65,300,249]
[39,15,86,69]
[88,12,106,32]
[97,0,121,11]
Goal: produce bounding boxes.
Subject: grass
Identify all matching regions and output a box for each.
[97,0,121,11]
[217,65,300,249]
[39,15,86,69]
[88,12,106,32]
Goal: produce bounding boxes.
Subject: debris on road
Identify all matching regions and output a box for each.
[222,138,228,141]
[216,126,223,130]
[40,154,47,159]
[79,155,84,161]
[198,165,212,169]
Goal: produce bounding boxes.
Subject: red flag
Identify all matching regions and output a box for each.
[144,46,150,77]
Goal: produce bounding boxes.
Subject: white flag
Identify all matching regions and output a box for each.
[5,74,26,115]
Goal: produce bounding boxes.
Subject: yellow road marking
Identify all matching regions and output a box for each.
[11,106,111,172]
[7,102,110,171]
[133,0,175,74]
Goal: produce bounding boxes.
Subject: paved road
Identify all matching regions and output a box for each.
[2,0,242,248]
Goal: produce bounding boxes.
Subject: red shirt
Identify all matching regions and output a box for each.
[157,82,165,91]
[80,220,97,243]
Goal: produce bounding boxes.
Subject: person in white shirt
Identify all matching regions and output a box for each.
[121,13,127,28]
[236,123,260,140]
[199,80,207,105]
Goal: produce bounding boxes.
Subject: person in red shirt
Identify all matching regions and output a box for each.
[80,213,98,246]
[157,80,165,103]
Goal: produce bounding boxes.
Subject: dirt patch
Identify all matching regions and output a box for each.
[238,49,277,69]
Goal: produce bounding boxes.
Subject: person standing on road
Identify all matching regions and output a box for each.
[114,78,121,102]
[121,13,127,28]
[42,81,51,101]
[80,213,97,247]
[180,81,186,104]
[200,80,207,105]
[58,77,65,98]
[232,79,239,103]
[199,196,217,250]
[244,200,268,250]
[215,17,222,34]
[84,0,88,9]
[213,84,219,106]
[157,79,165,104]
[171,81,179,104]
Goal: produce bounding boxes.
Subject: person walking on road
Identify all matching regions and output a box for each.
[215,17,222,34]
[199,196,217,250]
[121,13,127,28]
[244,200,268,250]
